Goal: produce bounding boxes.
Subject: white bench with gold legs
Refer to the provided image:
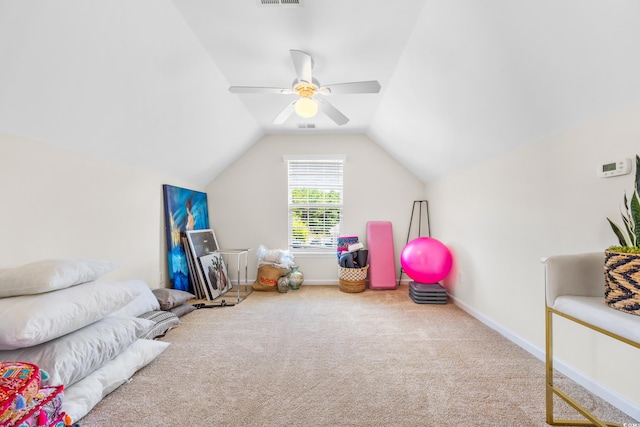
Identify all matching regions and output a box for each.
[543,252,640,427]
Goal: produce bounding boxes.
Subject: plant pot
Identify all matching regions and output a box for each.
[604,250,640,315]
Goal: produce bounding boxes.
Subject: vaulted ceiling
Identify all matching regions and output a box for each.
[1,0,639,186]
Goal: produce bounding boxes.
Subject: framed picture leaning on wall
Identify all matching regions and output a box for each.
[199,252,231,300]
[186,229,222,301]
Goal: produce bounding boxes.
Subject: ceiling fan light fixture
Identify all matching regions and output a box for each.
[229,50,380,126]
[294,97,318,118]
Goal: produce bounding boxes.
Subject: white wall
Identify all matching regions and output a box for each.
[6,105,638,414]
[0,131,200,288]
[426,105,640,413]
[206,134,425,283]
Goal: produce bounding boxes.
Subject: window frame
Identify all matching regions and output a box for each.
[284,154,346,254]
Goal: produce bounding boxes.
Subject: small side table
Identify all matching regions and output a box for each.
[218,248,252,304]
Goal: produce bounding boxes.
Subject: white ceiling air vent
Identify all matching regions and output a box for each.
[257,0,301,6]
[297,123,316,129]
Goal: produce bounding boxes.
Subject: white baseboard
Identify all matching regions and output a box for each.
[450,295,640,421]
[449,295,544,359]
[230,279,340,285]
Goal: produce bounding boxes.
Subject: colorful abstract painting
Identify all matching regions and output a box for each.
[162,185,210,291]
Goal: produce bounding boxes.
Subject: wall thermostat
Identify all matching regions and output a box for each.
[597,158,632,178]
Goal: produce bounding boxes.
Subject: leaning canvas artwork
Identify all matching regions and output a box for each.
[162,185,210,291]
[184,229,223,300]
[199,252,230,300]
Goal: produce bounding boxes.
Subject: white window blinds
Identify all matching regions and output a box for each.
[287,157,344,251]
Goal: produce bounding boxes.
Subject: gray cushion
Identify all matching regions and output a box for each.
[152,288,195,310]
[137,310,181,339]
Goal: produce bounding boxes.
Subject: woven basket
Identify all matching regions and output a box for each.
[338,265,368,293]
[339,279,366,293]
[604,250,640,315]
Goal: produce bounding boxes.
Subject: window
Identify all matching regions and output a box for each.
[285,155,345,252]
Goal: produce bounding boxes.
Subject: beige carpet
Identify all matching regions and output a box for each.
[80,285,636,426]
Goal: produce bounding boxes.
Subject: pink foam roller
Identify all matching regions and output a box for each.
[366,221,397,290]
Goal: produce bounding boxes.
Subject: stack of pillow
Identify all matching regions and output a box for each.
[0,259,174,423]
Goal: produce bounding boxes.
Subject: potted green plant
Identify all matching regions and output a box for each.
[605,154,640,315]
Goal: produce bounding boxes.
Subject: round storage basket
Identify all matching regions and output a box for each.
[338,265,368,293]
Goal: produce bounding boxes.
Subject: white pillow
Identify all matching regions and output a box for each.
[62,339,170,422]
[0,315,154,387]
[0,281,139,350]
[0,258,118,298]
[111,280,161,317]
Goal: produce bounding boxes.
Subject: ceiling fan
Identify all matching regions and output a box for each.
[228,50,381,126]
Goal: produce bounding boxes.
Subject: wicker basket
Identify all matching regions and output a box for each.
[338,265,368,293]
[605,250,640,315]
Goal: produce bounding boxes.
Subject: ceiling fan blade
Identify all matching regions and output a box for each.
[316,99,349,125]
[290,50,313,84]
[229,86,292,94]
[273,101,296,124]
[319,80,381,95]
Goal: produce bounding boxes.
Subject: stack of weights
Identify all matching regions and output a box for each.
[409,282,447,304]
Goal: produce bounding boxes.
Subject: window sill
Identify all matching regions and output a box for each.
[291,251,336,258]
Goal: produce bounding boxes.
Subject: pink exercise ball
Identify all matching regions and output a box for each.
[401,237,453,284]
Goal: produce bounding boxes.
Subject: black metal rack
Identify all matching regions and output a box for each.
[398,200,430,286]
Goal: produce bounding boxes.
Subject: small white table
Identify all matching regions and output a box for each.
[218,248,252,304]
